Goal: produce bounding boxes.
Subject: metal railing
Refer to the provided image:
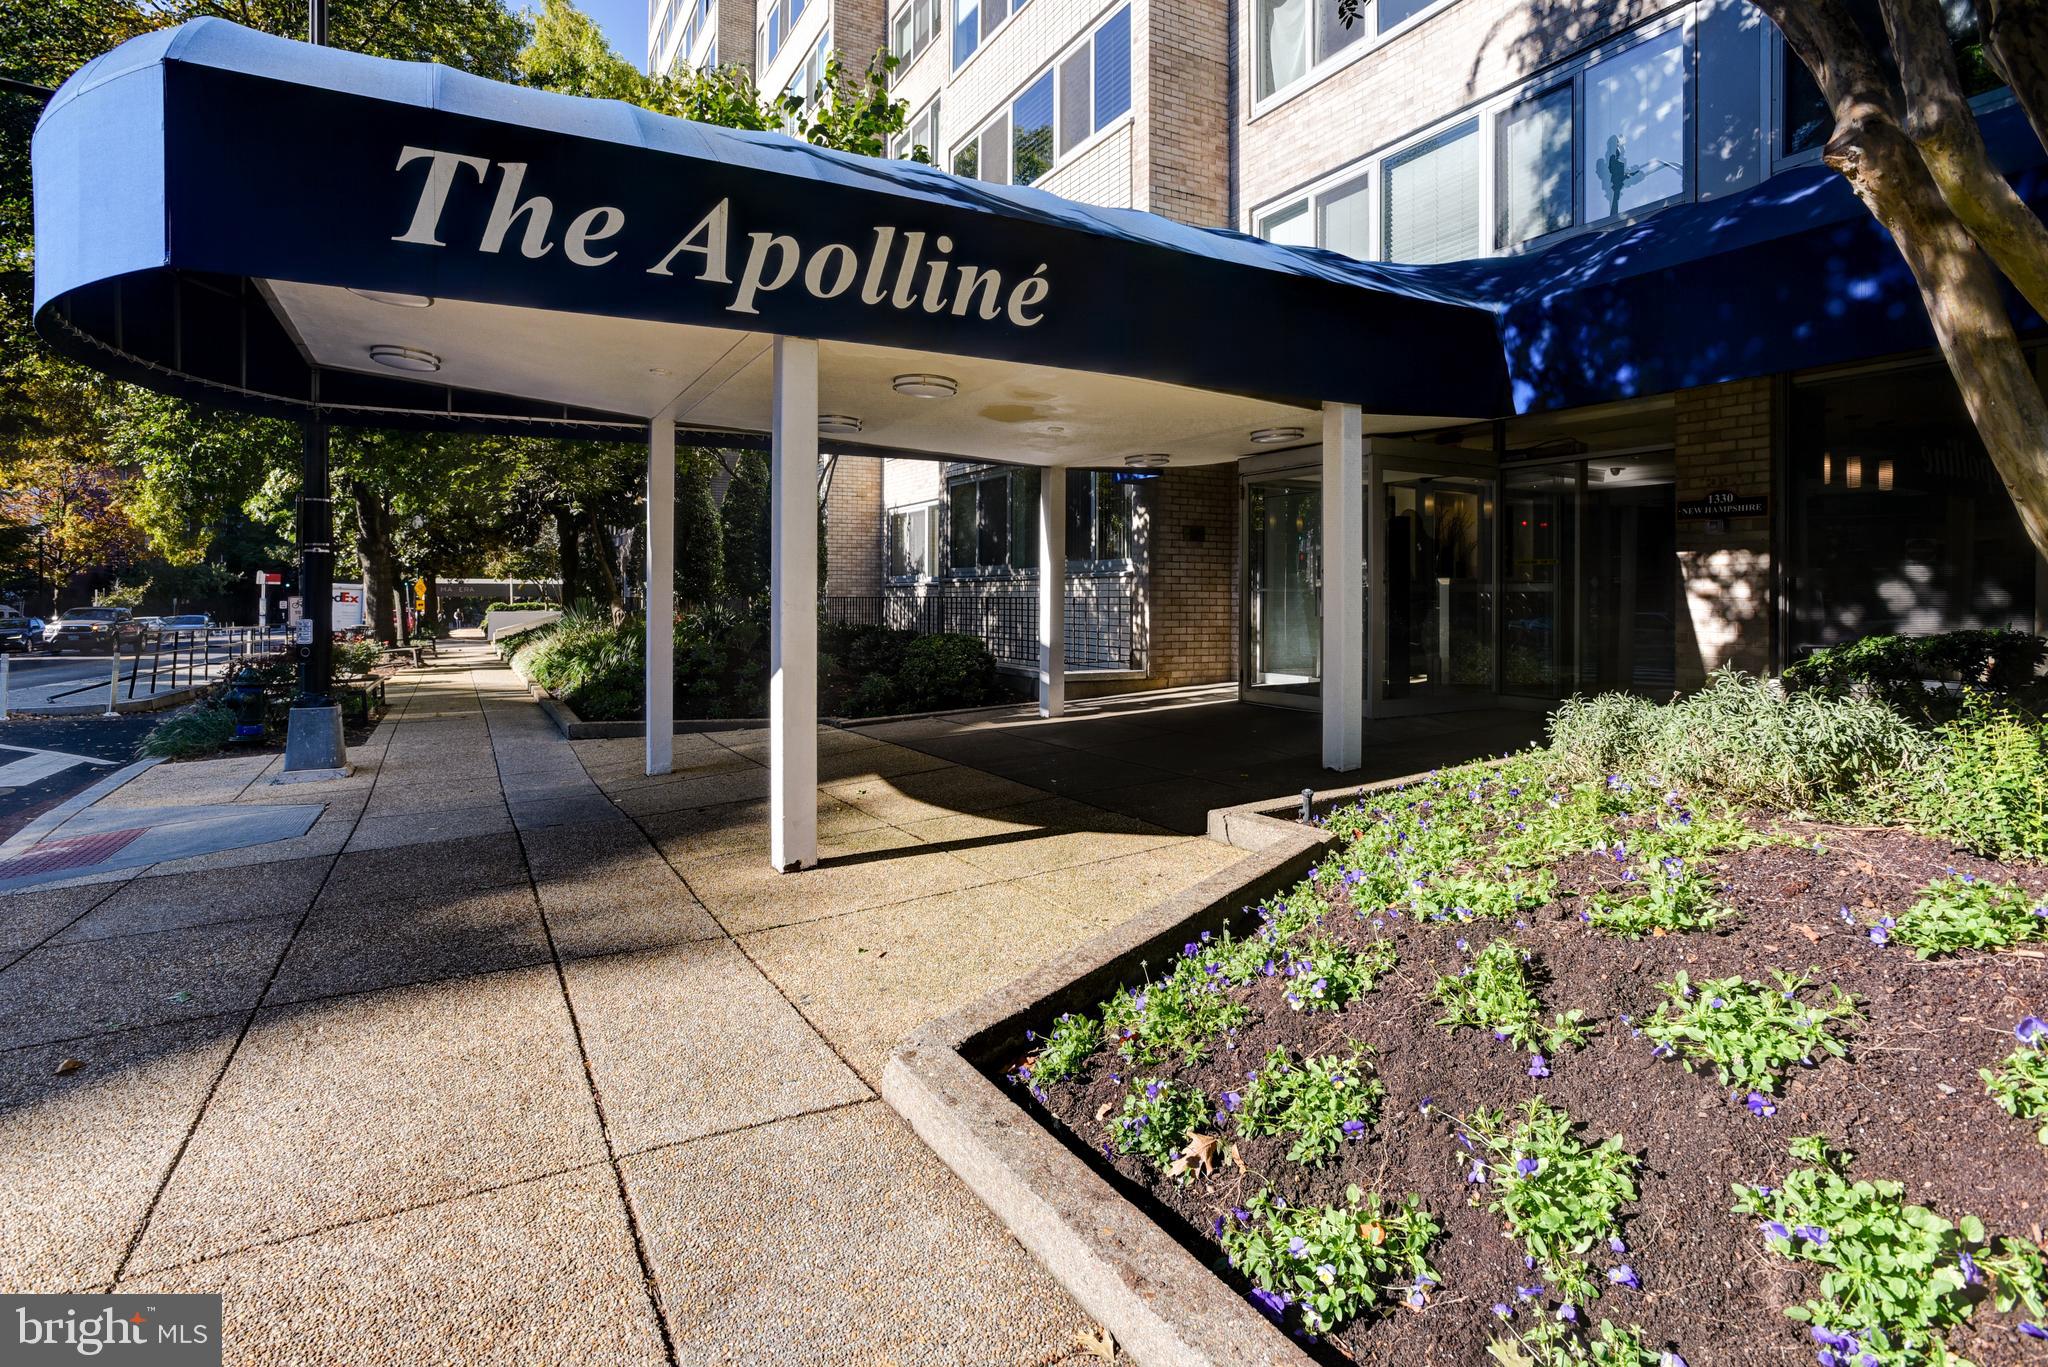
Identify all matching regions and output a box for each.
[822,578,1143,673]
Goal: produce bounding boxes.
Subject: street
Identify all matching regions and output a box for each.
[0,714,157,842]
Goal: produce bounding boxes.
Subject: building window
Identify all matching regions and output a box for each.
[1497,84,1573,247]
[1584,27,1688,223]
[1066,472,1135,564]
[954,0,1031,70]
[954,7,1131,186]
[948,469,1041,573]
[1258,0,1436,103]
[891,99,939,162]
[1382,120,1480,264]
[890,0,942,67]
[1316,172,1372,259]
[1258,199,1313,247]
[888,503,940,579]
[1778,0,2000,160]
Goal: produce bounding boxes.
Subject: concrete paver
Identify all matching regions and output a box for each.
[128,966,604,1274]
[0,641,1298,1364]
[623,1101,1089,1367]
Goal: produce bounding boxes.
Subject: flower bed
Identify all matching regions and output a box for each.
[1007,746,2048,1365]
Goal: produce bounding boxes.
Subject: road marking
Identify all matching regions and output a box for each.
[0,747,118,787]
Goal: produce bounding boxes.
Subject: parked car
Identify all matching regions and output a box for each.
[0,610,35,653]
[161,613,212,631]
[42,606,142,653]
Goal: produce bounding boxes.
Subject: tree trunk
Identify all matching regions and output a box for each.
[1883,0,2048,320]
[587,509,624,616]
[554,506,583,608]
[423,574,440,630]
[1760,0,2048,563]
[352,483,398,645]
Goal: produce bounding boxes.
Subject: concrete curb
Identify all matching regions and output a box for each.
[0,757,164,859]
[879,768,1448,1367]
[9,686,204,718]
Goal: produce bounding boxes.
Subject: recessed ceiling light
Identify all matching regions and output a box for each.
[891,373,958,399]
[646,366,674,377]
[1123,453,1170,468]
[347,289,434,308]
[368,345,441,373]
[818,414,863,434]
[1250,426,1305,445]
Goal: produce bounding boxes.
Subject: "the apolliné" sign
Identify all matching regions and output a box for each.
[388,145,1052,329]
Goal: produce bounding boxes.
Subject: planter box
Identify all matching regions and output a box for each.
[878,787,1393,1366]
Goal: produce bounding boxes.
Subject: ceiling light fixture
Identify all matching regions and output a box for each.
[1249,426,1305,445]
[367,345,441,373]
[891,373,958,399]
[347,289,434,308]
[1123,453,1170,469]
[818,414,863,435]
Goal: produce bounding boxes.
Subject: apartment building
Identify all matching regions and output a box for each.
[652,0,2047,712]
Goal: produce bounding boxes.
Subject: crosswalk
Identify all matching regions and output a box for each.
[0,745,117,788]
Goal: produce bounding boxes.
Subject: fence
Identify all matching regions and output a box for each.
[822,578,1143,673]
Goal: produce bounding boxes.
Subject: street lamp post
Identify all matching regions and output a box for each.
[278,0,349,779]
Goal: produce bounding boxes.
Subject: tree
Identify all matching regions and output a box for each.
[676,448,723,609]
[1741,0,2048,562]
[720,450,771,604]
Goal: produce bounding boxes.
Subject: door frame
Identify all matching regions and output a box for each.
[1238,453,1324,710]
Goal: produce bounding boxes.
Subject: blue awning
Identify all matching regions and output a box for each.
[32,19,1509,439]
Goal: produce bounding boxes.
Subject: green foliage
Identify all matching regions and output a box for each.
[1434,939,1591,1057]
[1279,934,1396,1013]
[1907,696,2048,858]
[897,632,1002,712]
[1218,1185,1442,1335]
[1881,874,2048,958]
[1641,970,1858,1096]
[1584,855,1733,939]
[137,703,237,759]
[1236,1045,1382,1163]
[719,451,772,605]
[1784,629,2046,719]
[1489,1315,1675,1367]
[1733,1139,2048,1363]
[1107,1078,1208,1178]
[1981,1025,2048,1145]
[1101,960,1249,1067]
[486,600,556,614]
[1023,1012,1100,1087]
[1460,1099,1640,1308]
[1547,669,1927,820]
[332,639,383,677]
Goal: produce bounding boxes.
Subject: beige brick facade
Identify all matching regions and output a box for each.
[1673,377,1773,688]
[823,453,884,599]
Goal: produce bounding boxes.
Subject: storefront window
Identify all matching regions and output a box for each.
[1789,363,2039,649]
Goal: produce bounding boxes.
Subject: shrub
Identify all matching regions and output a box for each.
[332,639,382,677]
[896,632,1001,712]
[485,600,555,614]
[1548,669,1926,821]
[1906,695,2048,858]
[1784,629,2045,718]
[138,703,237,760]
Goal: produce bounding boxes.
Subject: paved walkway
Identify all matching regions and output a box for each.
[0,643,1246,1365]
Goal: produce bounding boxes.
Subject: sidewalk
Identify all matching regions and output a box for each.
[0,642,1247,1364]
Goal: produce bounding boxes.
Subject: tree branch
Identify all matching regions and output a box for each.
[1880,0,2048,319]
[1980,0,2048,155]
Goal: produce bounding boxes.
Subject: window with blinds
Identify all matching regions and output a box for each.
[1382,121,1480,264]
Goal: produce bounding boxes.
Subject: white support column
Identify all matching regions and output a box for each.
[769,337,820,872]
[1038,467,1066,718]
[645,410,676,776]
[1321,402,1364,772]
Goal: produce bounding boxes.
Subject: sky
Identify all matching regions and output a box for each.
[578,0,648,71]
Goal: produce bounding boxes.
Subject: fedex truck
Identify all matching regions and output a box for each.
[278,582,367,634]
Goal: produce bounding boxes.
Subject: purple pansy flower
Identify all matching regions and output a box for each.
[2017,1015,2048,1046]
[1746,1091,1777,1118]
[1607,1264,1640,1290]
[1516,1157,1541,1177]
[1528,1054,1551,1079]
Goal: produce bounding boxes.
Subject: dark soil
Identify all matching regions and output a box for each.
[1017,823,2048,1365]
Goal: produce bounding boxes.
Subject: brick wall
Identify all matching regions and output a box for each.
[1074,463,1239,696]
[718,0,756,72]
[1672,377,1772,688]
[1134,0,1231,225]
[1039,121,1135,208]
[823,453,884,598]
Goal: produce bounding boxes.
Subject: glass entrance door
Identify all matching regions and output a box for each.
[1379,468,1496,707]
[1243,475,1322,707]
[1580,457,1677,694]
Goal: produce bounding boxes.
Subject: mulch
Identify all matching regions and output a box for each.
[1019,823,2048,1365]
